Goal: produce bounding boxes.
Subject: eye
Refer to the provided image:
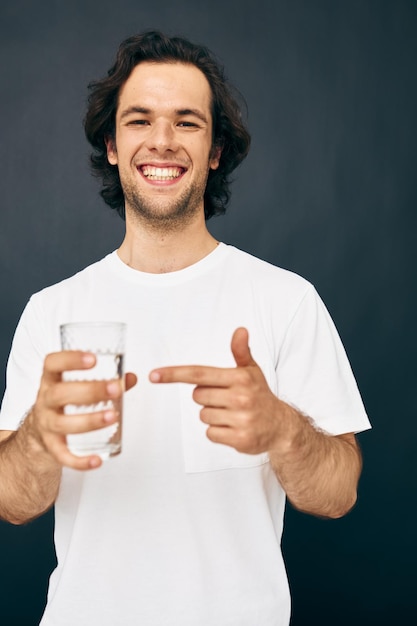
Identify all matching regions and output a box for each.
[128,119,149,126]
[178,121,198,128]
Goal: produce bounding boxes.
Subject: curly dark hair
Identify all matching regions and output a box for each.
[84,30,251,220]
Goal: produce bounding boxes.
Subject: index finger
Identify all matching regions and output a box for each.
[43,351,96,381]
[149,365,234,386]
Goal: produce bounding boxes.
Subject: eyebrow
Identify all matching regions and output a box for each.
[176,108,208,124]
[119,106,208,124]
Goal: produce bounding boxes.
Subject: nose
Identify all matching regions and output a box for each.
[145,120,178,154]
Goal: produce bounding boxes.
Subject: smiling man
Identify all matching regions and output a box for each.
[0,31,370,626]
[108,61,222,270]
[109,63,221,227]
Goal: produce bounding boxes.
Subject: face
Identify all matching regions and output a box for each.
[106,61,221,231]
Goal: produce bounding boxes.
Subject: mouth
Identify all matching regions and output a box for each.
[139,165,186,182]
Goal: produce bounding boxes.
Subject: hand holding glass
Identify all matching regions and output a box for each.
[60,322,126,460]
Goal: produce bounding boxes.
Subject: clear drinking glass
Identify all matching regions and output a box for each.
[60,322,126,459]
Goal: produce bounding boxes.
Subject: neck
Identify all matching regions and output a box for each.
[117,213,219,274]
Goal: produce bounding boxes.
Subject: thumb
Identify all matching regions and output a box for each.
[231,327,256,368]
[125,372,138,391]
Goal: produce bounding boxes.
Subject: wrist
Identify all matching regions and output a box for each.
[19,408,59,467]
[269,400,314,463]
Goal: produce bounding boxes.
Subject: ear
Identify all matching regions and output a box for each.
[209,144,222,171]
[105,136,118,165]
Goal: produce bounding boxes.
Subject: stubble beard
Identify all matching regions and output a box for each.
[122,169,210,234]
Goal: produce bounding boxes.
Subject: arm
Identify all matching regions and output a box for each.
[0,351,134,525]
[268,409,362,518]
[0,425,62,525]
[149,327,362,519]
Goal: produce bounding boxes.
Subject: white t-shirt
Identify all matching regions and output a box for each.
[0,244,370,625]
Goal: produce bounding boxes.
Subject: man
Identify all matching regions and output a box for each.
[0,31,370,625]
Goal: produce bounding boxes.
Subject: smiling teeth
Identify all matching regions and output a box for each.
[142,166,182,180]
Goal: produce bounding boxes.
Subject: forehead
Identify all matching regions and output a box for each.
[117,61,213,116]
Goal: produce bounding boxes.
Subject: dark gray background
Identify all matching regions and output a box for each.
[0,0,416,624]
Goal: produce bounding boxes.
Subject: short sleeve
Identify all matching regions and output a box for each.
[0,297,49,430]
[276,285,371,435]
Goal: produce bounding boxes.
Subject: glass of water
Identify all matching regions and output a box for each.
[60,321,126,460]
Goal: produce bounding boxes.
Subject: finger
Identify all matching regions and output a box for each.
[193,378,254,411]
[205,425,236,446]
[149,365,235,386]
[230,327,257,368]
[200,407,233,426]
[46,434,103,471]
[125,372,137,391]
[43,351,96,382]
[205,425,255,454]
[46,378,123,409]
[66,454,103,471]
[49,407,119,435]
[193,386,228,408]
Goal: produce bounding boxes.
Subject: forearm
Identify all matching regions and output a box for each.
[269,402,362,519]
[0,413,62,525]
